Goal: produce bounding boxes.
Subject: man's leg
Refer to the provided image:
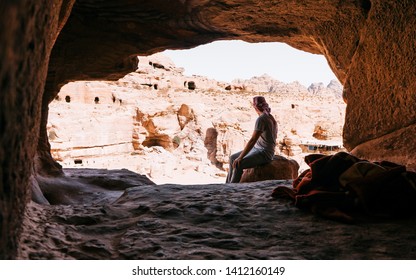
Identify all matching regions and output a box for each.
[230,149,269,183]
[226,151,242,183]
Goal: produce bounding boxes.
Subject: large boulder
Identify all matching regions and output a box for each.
[240,155,300,183]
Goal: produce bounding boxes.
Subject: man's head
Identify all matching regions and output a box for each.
[253,96,271,115]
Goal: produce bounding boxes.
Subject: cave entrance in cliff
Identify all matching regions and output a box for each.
[48,40,344,185]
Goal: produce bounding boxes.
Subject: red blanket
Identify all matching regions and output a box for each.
[272,152,416,223]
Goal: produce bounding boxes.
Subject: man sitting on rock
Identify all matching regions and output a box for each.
[226,96,278,183]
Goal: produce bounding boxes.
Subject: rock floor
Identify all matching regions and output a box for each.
[17,169,416,260]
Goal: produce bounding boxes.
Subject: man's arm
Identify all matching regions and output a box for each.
[233,130,262,168]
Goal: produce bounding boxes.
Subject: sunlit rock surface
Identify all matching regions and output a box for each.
[48,53,345,182]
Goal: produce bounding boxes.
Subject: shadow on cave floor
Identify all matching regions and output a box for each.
[24,168,416,260]
[36,168,156,205]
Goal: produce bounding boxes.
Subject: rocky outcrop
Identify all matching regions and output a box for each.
[240,156,300,182]
[2,0,416,259]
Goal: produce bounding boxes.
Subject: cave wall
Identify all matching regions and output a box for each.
[1,0,415,258]
[343,1,416,169]
[0,0,75,259]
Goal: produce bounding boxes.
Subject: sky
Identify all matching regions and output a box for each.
[163,40,338,87]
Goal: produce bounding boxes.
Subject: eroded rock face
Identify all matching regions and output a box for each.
[2,0,416,258]
[0,0,75,259]
[342,2,416,163]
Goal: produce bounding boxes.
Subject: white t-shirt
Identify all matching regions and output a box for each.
[253,113,278,160]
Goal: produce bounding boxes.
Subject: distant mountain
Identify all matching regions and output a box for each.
[232,74,343,98]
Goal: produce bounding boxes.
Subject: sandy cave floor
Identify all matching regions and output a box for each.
[17,168,416,260]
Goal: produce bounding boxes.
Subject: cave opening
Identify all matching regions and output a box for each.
[142,135,172,150]
[47,40,345,185]
[163,40,339,87]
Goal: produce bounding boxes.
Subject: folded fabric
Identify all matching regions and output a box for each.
[272,152,416,223]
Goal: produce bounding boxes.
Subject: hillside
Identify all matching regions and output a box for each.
[48,53,346,184]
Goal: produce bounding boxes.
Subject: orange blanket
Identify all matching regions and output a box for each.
[272,152,416,223]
